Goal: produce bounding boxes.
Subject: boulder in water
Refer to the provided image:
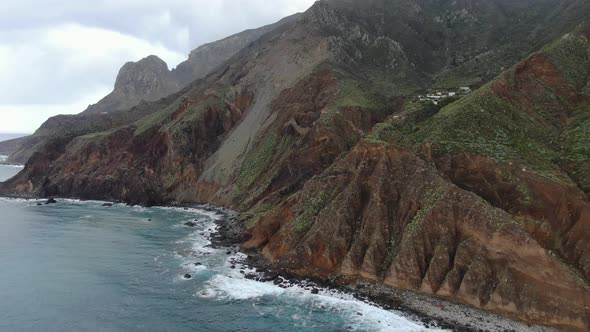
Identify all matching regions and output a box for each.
[45,198,57,204]
[183,274,192,279]
[259,272,279,282]
[102,203,113,207]
[184,221,197,227]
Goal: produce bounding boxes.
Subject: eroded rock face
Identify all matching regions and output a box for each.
[3,1,590,330]
[10,89,252,206]
[171,14,300,87]
[115,56,175,96]
[435,154,590,282]
[245,142,590,330]
[84,55,179,116]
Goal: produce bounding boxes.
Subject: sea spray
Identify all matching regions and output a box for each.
[0,199,442,331]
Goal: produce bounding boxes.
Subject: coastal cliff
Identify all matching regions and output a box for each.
[2,0,590,329]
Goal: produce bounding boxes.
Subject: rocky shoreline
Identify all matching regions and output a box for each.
[209,210,555,332]
[0,195,557,331]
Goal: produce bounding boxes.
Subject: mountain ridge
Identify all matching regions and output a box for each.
[0,14,300,164]
[2,1,590,329]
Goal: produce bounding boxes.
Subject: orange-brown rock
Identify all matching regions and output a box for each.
[246,142,590,330]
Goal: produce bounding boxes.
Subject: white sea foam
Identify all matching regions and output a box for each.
[201,272,441,331]
[0,197,30,203]
[60,199,97,204]
[180,219,220,256]
[200,274,286,300]
[193,247,444,331]
[173,204,442,331]
[191,238,217,255]
[184,263,208,273]
[156,206,226,220]
[195,209,225,221]
[0,153,23,167]
[0,164,24,168]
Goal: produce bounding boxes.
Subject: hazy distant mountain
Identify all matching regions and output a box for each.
[0,134,29,157]
[0,14,299,164]
[84,14,299,115]
[0,133,29,142]
[3,1,590,329]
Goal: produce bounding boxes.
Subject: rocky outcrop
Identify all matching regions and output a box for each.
[3,15,299,165]
[84,55,179,115]
[171,14,300,87]
[0,136,29,158]
[85,14,300,116]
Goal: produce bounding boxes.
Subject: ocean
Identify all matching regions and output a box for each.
[0,155,23,182]
[0,167,439,332]
[0,133,28,142]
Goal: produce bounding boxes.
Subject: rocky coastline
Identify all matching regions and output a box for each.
[0,193,559,331]
[210,210,554,332]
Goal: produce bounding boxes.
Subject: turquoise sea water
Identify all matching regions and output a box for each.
[0,156,22,182]
[0,166,439,332]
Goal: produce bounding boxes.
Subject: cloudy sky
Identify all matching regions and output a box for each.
[0,0,316,134]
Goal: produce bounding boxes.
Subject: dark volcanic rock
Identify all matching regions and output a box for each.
[45,198,57,204]
[184,222,197,227]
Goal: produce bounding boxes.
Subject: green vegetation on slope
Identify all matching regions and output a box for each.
[320,79,384,126]
[367,99,446,146]
[542,33,590,87]
[239,203,273,229]
[238,132,281,189]
[565,108,590,192]
[365,31,590,188]
[295,189,334,233]
[410,88,567,182]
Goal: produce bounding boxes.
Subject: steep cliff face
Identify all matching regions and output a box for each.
[171,14,300,87]
[3,1,590,330]
[244,142,590,330]
[0,136,28,158]
[240,25,590,329]
[4,7,332,204]
[1,16,298,164]
[84,55,179,115]
[407,28,590,284]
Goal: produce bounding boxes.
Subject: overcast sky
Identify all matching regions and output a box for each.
[0,0,316,134]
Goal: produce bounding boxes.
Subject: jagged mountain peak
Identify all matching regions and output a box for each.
[114,55,174,96]
[0,15,299,163]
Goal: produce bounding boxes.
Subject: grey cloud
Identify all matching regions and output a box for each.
[0,0,315,133]
[0,0,314,108]
[0,0,316,54]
